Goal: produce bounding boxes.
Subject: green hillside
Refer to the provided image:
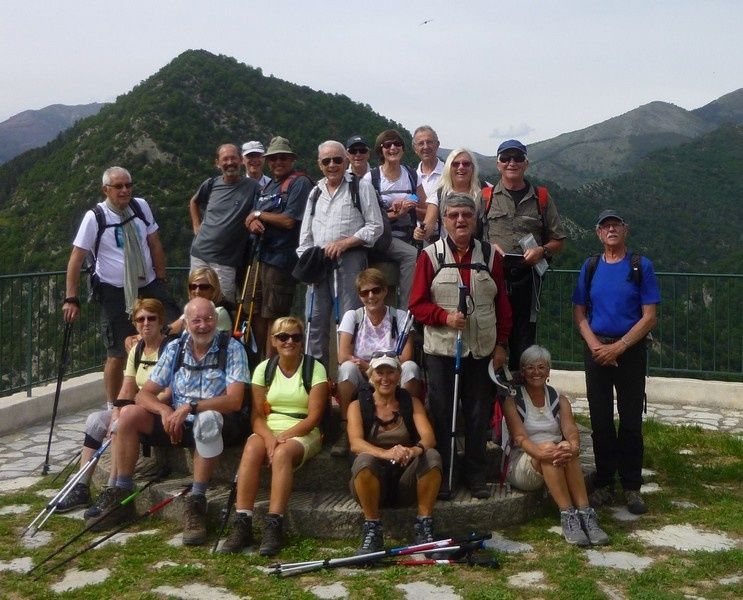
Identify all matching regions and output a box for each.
[0,50,411,273]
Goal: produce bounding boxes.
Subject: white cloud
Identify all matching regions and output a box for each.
[489,123,535,139]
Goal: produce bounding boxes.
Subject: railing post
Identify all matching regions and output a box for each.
[25,278,34,397]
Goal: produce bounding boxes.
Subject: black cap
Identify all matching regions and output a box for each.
[345,135,370,150]
[596,209,626,226]
[497,139,527,156]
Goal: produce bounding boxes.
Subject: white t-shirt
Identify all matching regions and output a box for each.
[72,198,159,286]
[362,167,420,210]
[339,306,407,361]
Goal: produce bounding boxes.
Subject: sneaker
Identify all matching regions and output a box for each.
[413,516,435,545]
[55,482,91,513]
[625,490,647,515]
[356,520,384,555]
[83,487,115,519]
[561,508,590,546]
[578,507,610,545]
[85,486,136,532]
[330,429,349,457]
[470,481,490,500]
[588,484,614,509]
[259,513,284,557]
[182,494,208,545]
[219,513,254,554]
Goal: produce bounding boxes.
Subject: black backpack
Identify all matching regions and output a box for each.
[584,252,643,319]
[358,386,419,443]
[309,173,392,252]
[133,335,176,370]
[370,165,418,241]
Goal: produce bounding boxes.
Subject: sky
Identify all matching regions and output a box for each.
[1,0,740,155]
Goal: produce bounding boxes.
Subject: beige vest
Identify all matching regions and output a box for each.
[423,239,498,359]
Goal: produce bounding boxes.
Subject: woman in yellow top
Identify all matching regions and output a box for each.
[220,317,327,556]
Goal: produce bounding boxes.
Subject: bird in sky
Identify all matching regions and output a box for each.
[419,19,433,26]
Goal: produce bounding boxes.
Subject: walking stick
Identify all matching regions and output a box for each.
[233,236,262,353]
[42,322,73,475]
[332,260,341,355]
[304,283,316,356]
[395,555,499,568]
[23,438,112,538]
[37,484,192,578]
[394,310,415,356]
[50,448,83,485]
[211,471,238,553]
[27,474,163,575]
[448,284,469,494]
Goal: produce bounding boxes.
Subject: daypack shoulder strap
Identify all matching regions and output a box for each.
[403,164,417,194]
[349,173,361,211]
[351,307,365,345]
[264,355,281,389]
[301,354,315,394]
[91,205,107,260]
[546,385,560,419]
[628,252,643,285]
[513,387,528,421]
[133,339,146,371]
[395,387,419,443]
[370,167,381,194]
[584,254,601,317]
[535,186,549,214]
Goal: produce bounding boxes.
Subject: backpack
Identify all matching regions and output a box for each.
[259,171,313,212]
[84,199,151,300]
[431,238,495,278]
[584,252,643,319]
[482,184,550,244]
[350,306,398,346]
[370,165,418,239]
[358,386,419,443]
[172,329,232,375]
[309,173,392,252]
[133,335,176,371]
[195,176,218,208]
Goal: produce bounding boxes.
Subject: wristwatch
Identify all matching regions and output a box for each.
[541,245,552,260]
[189,399,199,415]
[253,211,262,221]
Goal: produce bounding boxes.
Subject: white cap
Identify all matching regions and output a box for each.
[193,410,224,459]
[369,353,400,371]
[241,141,265,156]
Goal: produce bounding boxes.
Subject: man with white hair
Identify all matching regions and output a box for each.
[241,140,271,187]
[297,140,383,367]
[86,296,250,545]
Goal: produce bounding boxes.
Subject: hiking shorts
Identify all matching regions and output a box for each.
[259,263,296,319]
[247,426,321,469]
[506,449,544,491]
[141,410,248,452]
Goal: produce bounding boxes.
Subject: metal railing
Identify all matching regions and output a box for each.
[1,269,741,397]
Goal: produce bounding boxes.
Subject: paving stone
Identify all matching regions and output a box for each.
[0,471,31,480]
[0,475,42,492]
[610,506,642,522]
[167,534,183,547]
[678,449,694,455]
[641,468,656,478]
[0,556,33,573]
[0,503,30,515]
[718,574,741,585]
[597,581,627,600]
[632,524,739,552]
[309,582,349,599]
[21,529,53,549]
[50,568,111,593]
[547,525,562,536]
[153,561,180,570]
[507,570,549,590]
[396,581,461,600]
[585,549,654,571]
[640,482,661,494]
[58,508,86,521]
[483,532,533,553]
[152,583,244,599]
[671,500,699,509]
[94,529,159,548]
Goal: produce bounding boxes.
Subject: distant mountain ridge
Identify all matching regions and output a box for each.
[0,103,105,164]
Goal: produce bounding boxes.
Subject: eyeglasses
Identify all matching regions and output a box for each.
[320,156,345,166]
[523,363,549,373]
[267,154,293,162]
[598,222,626,231]
[106,182,134,190]
[348,147,369,155]
[445,210,475,220]
[134,315,158,323]
[188,316,215,326]
[381,140,404,149]
[371,351,398,359]
[188,283,214,291]
[452,160,472,169]
[274,332,303,343]
[359,286,383,296]
[498,154,526,164]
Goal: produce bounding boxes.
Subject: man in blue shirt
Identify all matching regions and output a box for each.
[86,297,250,544]
[572,209,660,515]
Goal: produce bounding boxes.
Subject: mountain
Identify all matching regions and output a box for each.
[692,88,743,126]
[0,50,411,274]
[0,103,105,164]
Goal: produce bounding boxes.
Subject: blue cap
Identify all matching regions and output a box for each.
[497,139,527,156]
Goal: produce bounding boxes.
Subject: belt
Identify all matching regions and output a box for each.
[596,335,621,344]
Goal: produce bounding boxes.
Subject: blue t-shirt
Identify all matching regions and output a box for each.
[571,254,661,337]
[255,173,313,270]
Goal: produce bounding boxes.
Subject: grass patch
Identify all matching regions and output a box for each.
[0,421,741,599]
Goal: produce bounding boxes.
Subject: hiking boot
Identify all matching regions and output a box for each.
[219,513,254,554]
[589,484,614,509]
[85,486,136,532]
[356,520,384,555]
[413,516,435,545]
[561,508,590,546]
[578,507,610,546]
[83,486,115,519]
[258,513,284,557]
[470,481,490,500]
[182,494,208,545]
[56,482,91,513]
[625,490,647,515]
[330,430,349,457]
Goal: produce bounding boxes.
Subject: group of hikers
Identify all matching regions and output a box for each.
[57,126,661,557]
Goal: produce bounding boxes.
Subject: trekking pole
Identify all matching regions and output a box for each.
[395,555,499,568]
[394,311,415,356]
[27,473,164,575]
[233,236,262,351]
[447,284,469,494]
[50,448,83,485]
[37,483,192,578]
[415,220,424,255]
[23,438,112,538]
[332,260,341,354]
[211,471,238,553]
[304,283,316,356]
[272,532,491,577]
[42,322,73,475]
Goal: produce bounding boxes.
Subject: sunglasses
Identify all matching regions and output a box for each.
[348,147,369,155]
[381,140,403,149]
[498,154,526,164]
[106,182,134,190]
[358,286,383,296]
[134,315,158,323]
[267,154,293,161]
[598,222,626,231]
[188,283,213,291]
[445,210,475,220]
[274,332,303,343]
[371,351,398,359]
[452,160,472,169]
[320,156,344,166]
